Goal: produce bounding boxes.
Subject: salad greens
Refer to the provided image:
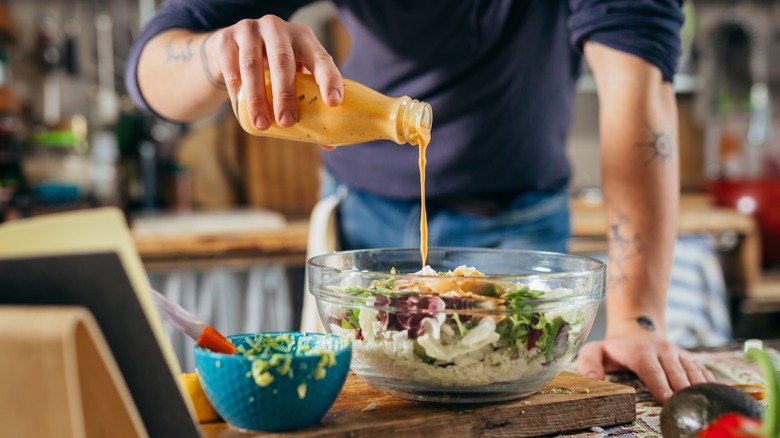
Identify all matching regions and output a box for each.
[332,266,573,365]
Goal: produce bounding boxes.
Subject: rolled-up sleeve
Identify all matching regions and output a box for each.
[124,0,312,115]
[568,0,685,82]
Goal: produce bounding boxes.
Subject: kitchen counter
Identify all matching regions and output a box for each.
[131,195,763,296]
[132,195,756,262]
[132,212,309,270]
[570,194,780,311]
[569,194,763,301]
[570,194,755,241]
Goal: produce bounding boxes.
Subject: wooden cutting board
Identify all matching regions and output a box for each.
[200,371,636,437]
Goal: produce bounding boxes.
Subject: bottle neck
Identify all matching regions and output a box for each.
[396,98,433,146]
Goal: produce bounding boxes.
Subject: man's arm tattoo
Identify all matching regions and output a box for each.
[636,316,656,332]
[635,124,673,167]
[606,202,642,287]
[164,38,194,63]
[200,33,227,90]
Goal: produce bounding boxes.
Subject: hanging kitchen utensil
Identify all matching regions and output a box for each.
[63,19,79,77]
[35,10,61,126]
[94,13,119,127]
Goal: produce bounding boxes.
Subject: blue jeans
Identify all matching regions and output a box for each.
[320,172,571,253]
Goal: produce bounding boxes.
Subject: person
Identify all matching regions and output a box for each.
[126,0,715,403]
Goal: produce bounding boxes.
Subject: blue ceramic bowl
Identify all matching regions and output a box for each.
[193,332,351,432]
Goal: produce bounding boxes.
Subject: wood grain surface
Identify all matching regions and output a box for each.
[0,306,147,438]
[132,220,309,259]
[200,371,636,438]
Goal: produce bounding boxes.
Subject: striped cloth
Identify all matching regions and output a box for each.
[666,235,732,348]
[586,234,733,348]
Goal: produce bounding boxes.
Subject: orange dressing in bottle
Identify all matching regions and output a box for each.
[236,72,433,267]
[237,71,431,147]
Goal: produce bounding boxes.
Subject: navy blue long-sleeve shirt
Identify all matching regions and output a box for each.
[126,0,684,200]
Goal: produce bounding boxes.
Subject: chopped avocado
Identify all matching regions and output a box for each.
[313,350,337,380]
[251,360,275,387]
[317,350,336,368]
[660,383,763,438]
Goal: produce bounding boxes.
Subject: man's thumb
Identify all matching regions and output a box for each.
[576,342,606,380]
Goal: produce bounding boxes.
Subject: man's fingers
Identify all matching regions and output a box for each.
[213,31,242,116]
[292,28,343,107]
[576,342,606,380]
[659,348,691,392]
[233,20,273,130]
[214,15,339,131]
[259,15,299,128]
[578,336,716,404]
[633,355,674,403]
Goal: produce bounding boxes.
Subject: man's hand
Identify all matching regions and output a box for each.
[577,329,716,403]
[210,15,344,129]
[138,15,343,124]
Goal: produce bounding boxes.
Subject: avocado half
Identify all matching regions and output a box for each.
[660,383,763,438]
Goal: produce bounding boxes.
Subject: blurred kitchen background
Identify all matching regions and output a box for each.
[1,0,779,370]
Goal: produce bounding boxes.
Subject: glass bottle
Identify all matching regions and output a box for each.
[236,72,432,147]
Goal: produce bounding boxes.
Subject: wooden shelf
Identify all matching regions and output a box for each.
[133,219,309,266]
[741,271,780,313]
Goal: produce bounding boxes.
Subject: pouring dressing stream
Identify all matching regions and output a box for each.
[236,71,433,267]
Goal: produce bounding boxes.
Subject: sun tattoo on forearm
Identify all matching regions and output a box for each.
[606,203,642,287]
[635,124,673,167]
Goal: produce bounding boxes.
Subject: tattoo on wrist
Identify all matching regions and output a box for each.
[200,33,227,90]
[636,124,673,167]
[164,38,194,63]
[637,316,656,332]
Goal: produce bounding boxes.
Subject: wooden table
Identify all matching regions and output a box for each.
[199,371,637,438]
[195,348,771,438]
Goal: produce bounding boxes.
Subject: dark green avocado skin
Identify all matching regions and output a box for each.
[660,383,763,438]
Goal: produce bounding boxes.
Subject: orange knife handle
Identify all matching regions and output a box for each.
[197,326,237,355]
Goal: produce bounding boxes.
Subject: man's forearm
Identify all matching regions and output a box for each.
[137,30,228,121]
[584,42,680,337]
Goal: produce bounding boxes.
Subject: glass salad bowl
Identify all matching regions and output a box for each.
[307,247,606,403]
